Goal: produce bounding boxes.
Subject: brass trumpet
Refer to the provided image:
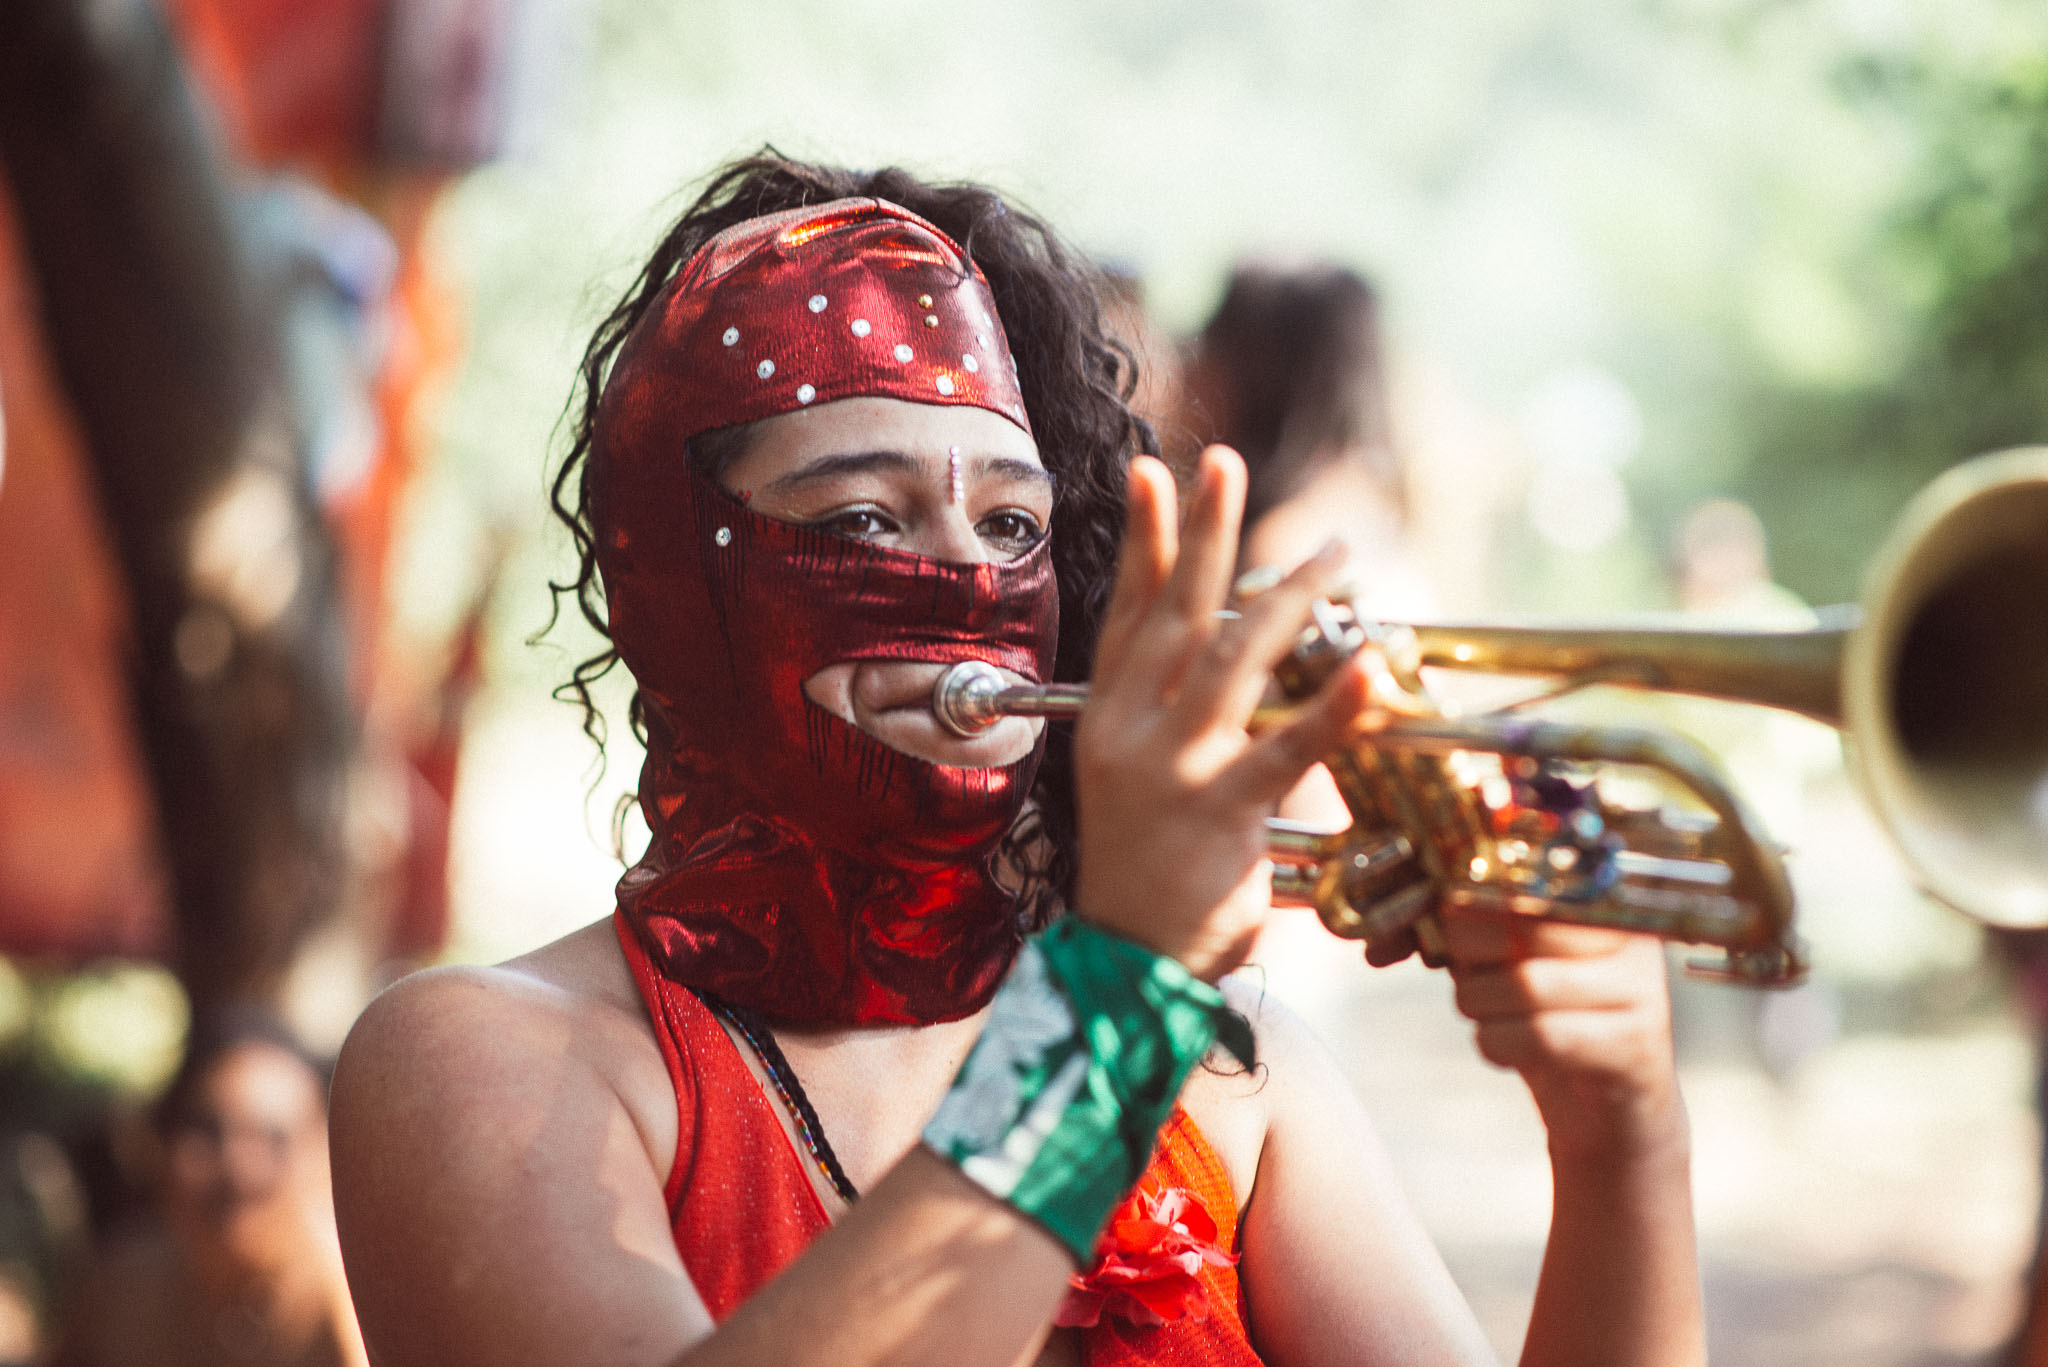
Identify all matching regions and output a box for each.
[933,447,2048,986]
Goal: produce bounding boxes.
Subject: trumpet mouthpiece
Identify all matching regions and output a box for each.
[931,660,1009,737]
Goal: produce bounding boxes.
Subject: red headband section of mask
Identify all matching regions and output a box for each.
[605,197,1031,448]
[598,458,1060,1025]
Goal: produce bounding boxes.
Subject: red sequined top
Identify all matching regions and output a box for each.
[616,915,1265,1364]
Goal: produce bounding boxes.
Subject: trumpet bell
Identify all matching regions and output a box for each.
[1847,446,2048,928]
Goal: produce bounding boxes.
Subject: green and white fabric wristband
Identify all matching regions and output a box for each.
[922,916,1255,1263]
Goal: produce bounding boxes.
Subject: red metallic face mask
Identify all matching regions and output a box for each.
[593,198,1055,1025]
[604,471,1058,1024]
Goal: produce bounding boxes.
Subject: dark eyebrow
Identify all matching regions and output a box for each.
[762,449,921,492]
[763,449,1054,493]
[979,456,1055,491]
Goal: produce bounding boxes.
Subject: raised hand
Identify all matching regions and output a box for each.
[1440,907,1687,1161]
[1073,447,1370,981]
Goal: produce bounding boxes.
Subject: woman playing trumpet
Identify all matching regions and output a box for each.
[329,154,1705,1367]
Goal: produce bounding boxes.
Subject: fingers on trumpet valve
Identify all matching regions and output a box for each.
[1232,563,1435,724]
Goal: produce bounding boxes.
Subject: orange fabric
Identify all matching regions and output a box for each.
[329,183,460,699]
[0,174,168,960]
[1081,1109,1263,1366]
[616,913,1265,1361]
[158,0,381,174]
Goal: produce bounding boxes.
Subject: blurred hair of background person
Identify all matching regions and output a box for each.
[1183,260,1433,619]
[1173,260,1442,1004]
[51,1007,364,1367]
[1180,261,1433,843]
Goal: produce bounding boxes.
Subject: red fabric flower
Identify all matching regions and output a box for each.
[1055,1176,1239,1329]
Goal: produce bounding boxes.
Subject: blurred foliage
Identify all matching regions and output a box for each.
[408,0,2048,623]
[402,0,1885,648]
[0,958,187,1304]
[1717,4,2048,600]
[35,967,186,1096]
[0,960,187,1101]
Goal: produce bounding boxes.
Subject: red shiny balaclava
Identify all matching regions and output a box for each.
[593,198,1058,1025]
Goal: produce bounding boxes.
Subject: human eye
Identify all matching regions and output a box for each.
[812,504,901,544]
[976,508,1047,558]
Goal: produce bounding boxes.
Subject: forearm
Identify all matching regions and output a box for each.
[694,915,1247,1367]
[682,1147,1072,1367]
[1440,920,1704,1366]
[1519,1121,1704,1367]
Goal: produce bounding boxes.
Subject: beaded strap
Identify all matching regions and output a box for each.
[704,993,862,1205]
[923,918,1253,1262]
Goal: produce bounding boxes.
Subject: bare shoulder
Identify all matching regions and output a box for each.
[331,919,705,1367]
[1205,975,1493,1366]
[1189,973,1342,1105]
[1219,973,1328,1062]
[334,917,675,1184]
[1176,973,1343,1212]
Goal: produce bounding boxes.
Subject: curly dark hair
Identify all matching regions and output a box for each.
[543,153,1152,923]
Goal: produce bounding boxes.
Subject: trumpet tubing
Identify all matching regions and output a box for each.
[929,447,2048,983]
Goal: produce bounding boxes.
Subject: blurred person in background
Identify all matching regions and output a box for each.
[1671,498,1811,627]
[1665,498,1844,1080]
[1181,261,1432,836]
[1996,935,2048,1366]
[331,155,1703,1367]
[1666,496,1834,842]
[2011,974,2048,1366]
[52,1007,365,1367]
[1183,261,1431,619]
